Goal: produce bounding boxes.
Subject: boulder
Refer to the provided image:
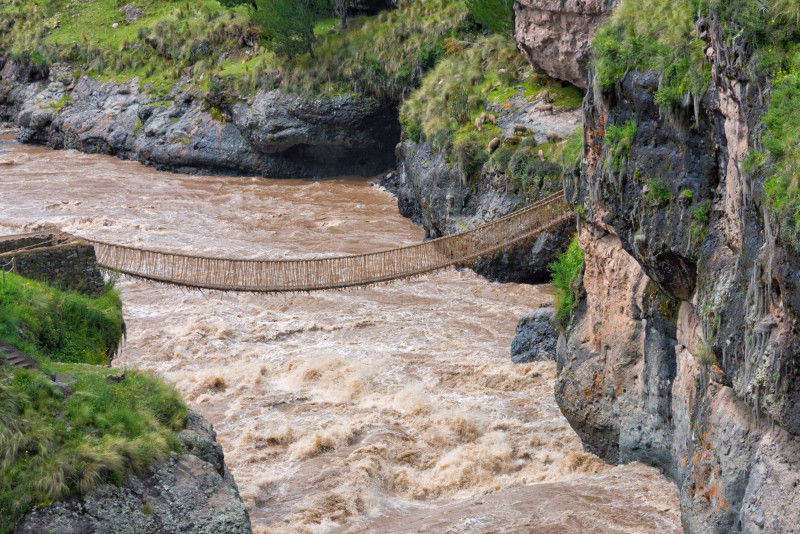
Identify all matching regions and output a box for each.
[510,307,557,363]
[514,0,617,88]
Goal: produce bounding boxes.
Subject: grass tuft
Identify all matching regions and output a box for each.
[550,235,584,327]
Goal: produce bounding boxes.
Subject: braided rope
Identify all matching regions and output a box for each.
[87,191,574,292]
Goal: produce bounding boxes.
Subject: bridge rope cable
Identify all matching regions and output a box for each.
[86,191,574,292]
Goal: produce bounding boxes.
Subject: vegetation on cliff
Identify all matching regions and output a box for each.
[593,0,800,248]
[593,0,710,107]
[549,235,584,326]
[0,274,187,533]
[0,0,470,99]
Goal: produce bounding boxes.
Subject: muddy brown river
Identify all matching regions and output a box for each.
[0,139,681,533]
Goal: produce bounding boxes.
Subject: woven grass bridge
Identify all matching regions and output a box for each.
[84,191,573,292]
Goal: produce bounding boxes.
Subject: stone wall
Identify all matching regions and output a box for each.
[0,232,106,295]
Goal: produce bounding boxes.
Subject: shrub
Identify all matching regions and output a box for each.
[761,50,800,247]
[645,178,672,207]
[604,119,636,171]
[452,132,488,179]
[406,120,423,143]
[562,128,584,171]
[550,235,584,327]
[447,85,472,124]
[466,0,515,35]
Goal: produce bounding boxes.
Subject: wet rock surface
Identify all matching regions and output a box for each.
[511,307,558,363]
[554,15,800,533]
[15,410,252,534]
[0,60,398,178]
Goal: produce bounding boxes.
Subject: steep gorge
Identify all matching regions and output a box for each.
[515,2,800,531]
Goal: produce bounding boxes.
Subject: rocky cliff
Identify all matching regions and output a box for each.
[514,0,617,89]
[0,59,398,178]
[15,410,252,534]
[550,13,800,534]
[390,89,581,282]
[390,138,573,283]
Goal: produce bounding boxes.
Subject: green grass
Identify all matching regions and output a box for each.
[604,119,636,171]
[593,0,710,107]
[645,178,672,208]
[399,30,584,190]
[0,272,124,366]
[759,49,800,248]
[0,0,477,101]
[550,235,584,327]
[0,364,187,533]
[0,273,187,532]
[401,33,583,152]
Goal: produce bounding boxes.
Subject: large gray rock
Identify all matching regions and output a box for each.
[511,308,557,363]
[15,410,252,534]
[0,61,399,178]
[514,0,617,89]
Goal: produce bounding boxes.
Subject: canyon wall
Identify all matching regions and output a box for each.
[0,59,398,178]
[512,5,800,530]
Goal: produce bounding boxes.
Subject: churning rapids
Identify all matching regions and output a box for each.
[0,138,681,533]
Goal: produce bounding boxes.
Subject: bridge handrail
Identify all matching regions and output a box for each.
[85,191,568,263]
[86,190,574,292]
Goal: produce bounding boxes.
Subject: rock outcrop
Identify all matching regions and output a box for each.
[15,411,252,534]
[511,307,558,363]
[0,60,398,178]
[555,14,800,533]
[390,139,573,283]
[514,0,617,89]
[0,231,105,295]
[389,98,580,283]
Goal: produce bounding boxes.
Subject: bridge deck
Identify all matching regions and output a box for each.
[53,191,572,293]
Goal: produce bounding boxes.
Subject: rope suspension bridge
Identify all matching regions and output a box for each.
[4,192,573,293]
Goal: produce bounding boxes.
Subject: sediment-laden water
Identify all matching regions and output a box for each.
[0,139,681,533]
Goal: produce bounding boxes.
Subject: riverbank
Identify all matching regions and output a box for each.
[0,260,250,533]
[0,140,681,532]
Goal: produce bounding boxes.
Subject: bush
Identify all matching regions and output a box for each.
[550,235,584,327]
[447,85,472,124]
[761,50,800,247]
[604,119,637,171]
[452,132,488,179]
[645,178,672,207]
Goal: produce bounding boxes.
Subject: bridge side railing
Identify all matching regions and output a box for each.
[88,191,574,292]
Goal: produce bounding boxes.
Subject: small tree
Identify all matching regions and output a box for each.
[253,0,318,57]
[334,0,349,33]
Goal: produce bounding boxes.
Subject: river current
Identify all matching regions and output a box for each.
[0,139,681,533]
